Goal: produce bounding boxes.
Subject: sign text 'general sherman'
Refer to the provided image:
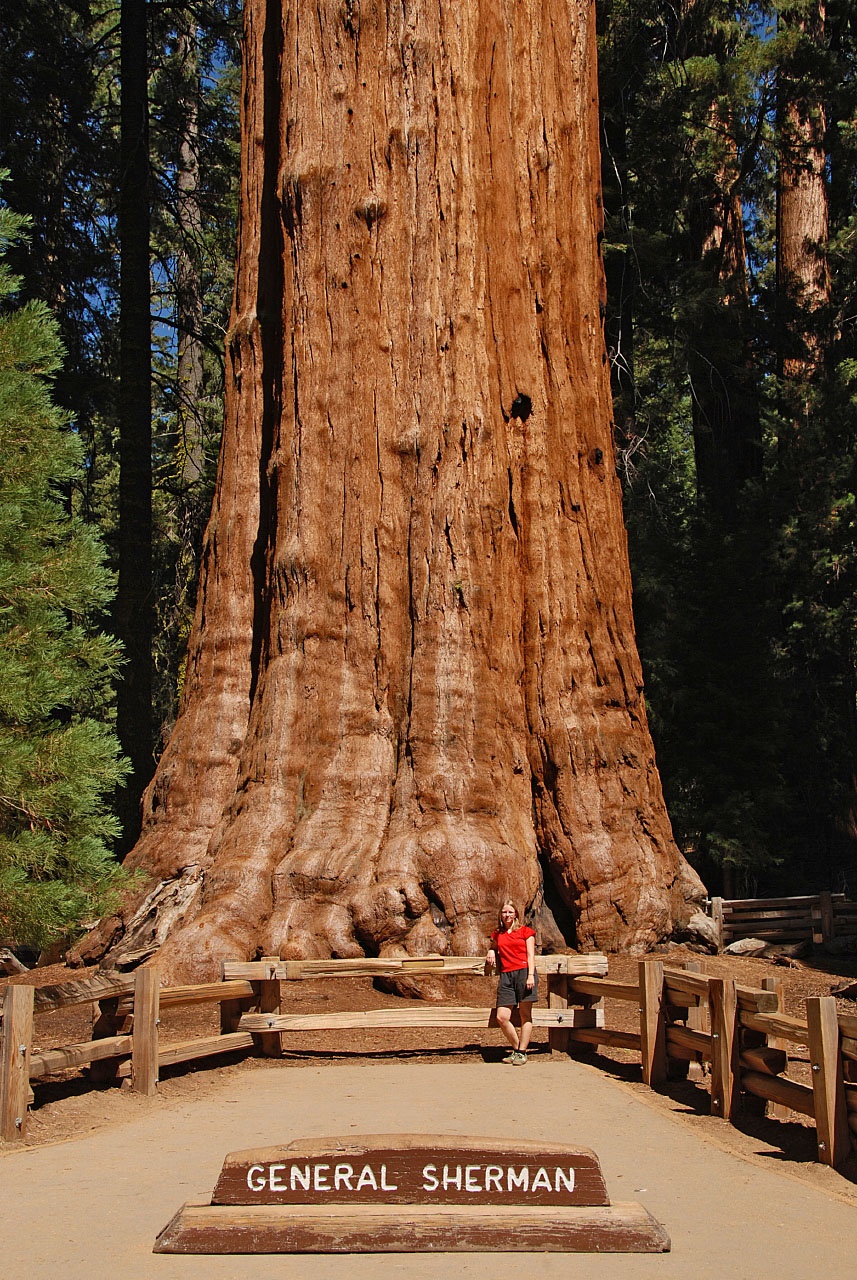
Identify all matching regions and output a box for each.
[243,1158,579,1196]
[212,1134,610,1206]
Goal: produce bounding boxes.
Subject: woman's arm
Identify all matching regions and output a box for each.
[525,934,535,989]
[485,946,497,974]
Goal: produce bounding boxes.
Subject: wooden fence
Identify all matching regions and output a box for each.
[562,959,857,1172]
[1,953,855,1175]
[0,954,603,1141]
[708,891,857,950]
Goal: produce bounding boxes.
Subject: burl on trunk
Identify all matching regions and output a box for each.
[80,0,704,980]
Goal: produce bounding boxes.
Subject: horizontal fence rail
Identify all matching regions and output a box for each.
[1,951,855,1173]
[237,1006,605,1034]
[222,955,607,982]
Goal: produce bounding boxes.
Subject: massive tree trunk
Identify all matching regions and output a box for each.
[79,0,704,981]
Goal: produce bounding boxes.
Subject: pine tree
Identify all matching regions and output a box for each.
[598,0,857,894]
[1,2,242,827]
[0,0,119,511]
[0,195,128,950]
[766,0,857,889]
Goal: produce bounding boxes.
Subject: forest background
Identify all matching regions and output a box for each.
[1,0,855,951]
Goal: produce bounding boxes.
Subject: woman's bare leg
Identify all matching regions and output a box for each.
[518,1002,534,1052]
[496,1005,519,1049]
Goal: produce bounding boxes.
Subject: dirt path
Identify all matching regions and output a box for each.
[3,947,856,1273]
[3,1054,856,1279]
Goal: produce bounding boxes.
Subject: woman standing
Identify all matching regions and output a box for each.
[485,900,538,1065]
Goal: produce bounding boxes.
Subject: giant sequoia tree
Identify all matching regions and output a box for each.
[79,0,704,980]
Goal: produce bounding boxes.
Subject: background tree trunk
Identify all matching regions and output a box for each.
[175,18,206,497]
[81,0,704,980]
[116,0,154,847]
[777,1,830,384]
[687,110,761,517]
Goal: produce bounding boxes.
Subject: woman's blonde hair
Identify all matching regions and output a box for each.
[497,899,521,931]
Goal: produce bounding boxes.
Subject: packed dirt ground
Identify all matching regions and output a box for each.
[3,943,857,1198]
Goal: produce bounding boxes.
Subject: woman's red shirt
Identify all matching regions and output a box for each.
[490,925,535,971]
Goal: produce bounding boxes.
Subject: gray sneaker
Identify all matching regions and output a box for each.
[505,1050,527,1066]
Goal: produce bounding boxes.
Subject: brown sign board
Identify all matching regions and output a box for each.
[154,1133,670,1255]
[212,1134,610,1207]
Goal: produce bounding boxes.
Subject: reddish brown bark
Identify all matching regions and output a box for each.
[777,2,830,382]
[79,0,703,981]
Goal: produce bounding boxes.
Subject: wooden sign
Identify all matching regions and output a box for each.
[155,1134,670,1254]
[212,1134,610,1206]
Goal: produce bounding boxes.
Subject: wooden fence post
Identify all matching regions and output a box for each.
[257,957,283,1058]
[663,963,691,1083]
[760,976,790,1120]
[708,976,738,1121]
[639,960,666,1088]
[220,959,252,1036]
[547,962,570,1058]
[89,995,130,1084]
[0,985,34,1140]
[710,898,724,952]
[683,960,706,1082]
[818,891,835,949]
[806,995,850,1170]
[131,967,160,1096]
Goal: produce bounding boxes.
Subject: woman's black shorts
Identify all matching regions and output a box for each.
[496,967,538,1006]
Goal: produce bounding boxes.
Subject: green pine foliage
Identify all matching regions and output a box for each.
[0,0,120,495]
[0,197,128,949]
[1,1,241,763]
[599,1,857,895]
